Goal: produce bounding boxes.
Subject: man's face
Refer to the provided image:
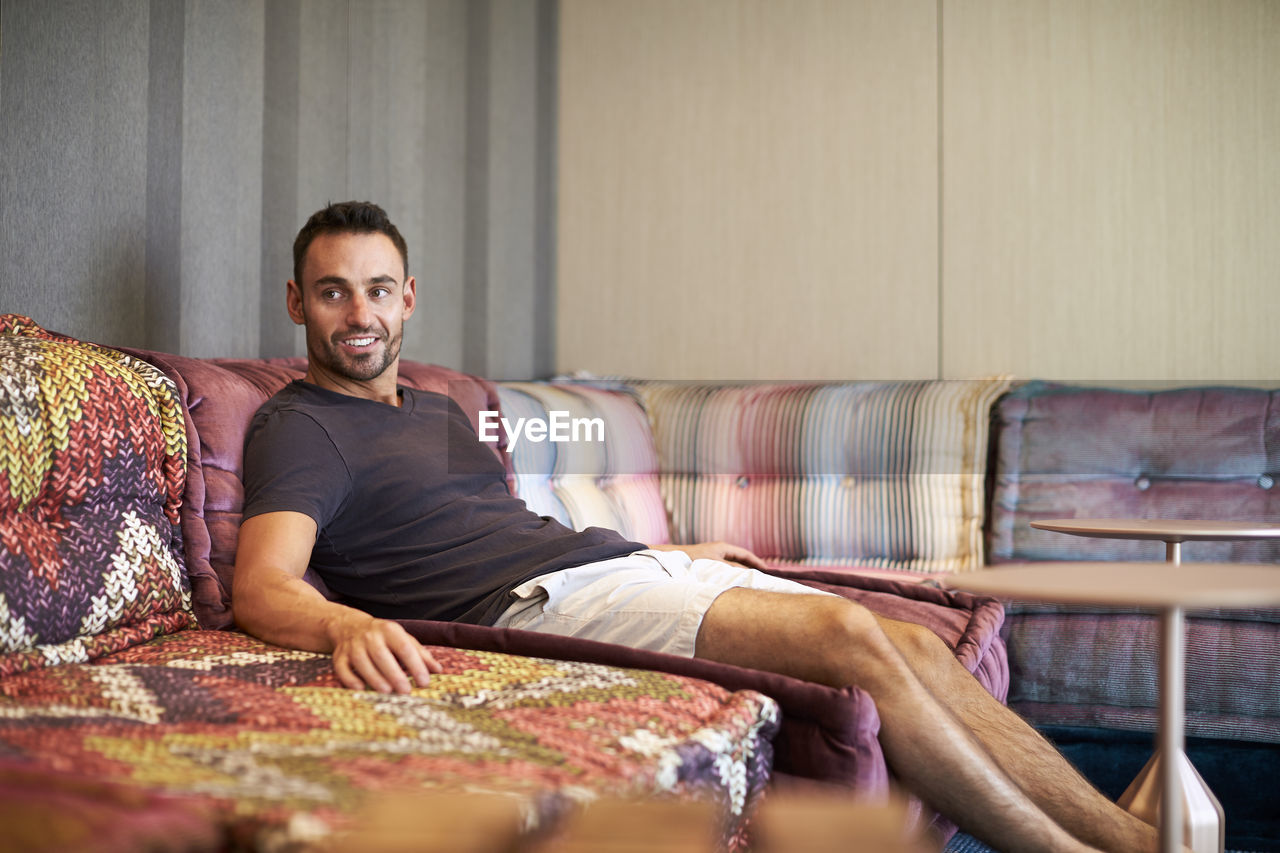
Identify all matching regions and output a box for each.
[287,231,416,393]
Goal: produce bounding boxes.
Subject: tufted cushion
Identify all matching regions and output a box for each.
[0,316,196,676]
[497,382,670,545]
[121,350,508,630]
[634,379,1012,573]
[989,381,1280,743]
[989,381,1280,563]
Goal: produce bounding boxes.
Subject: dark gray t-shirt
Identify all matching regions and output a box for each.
[241,380,642,625]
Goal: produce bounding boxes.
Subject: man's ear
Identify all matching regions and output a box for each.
[286,280,306,326]
[402,276,417,321]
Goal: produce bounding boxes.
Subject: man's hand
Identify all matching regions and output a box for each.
[648,541,769,570]
[328,613,444,694]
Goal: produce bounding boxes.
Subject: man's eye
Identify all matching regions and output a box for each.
[322,290,343,300]
[370,287,391,299]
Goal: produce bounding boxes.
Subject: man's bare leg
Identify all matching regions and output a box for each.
[695,589,1098,853]
[870,613,1161,853]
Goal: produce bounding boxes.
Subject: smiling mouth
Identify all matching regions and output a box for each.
[338,334,381,351]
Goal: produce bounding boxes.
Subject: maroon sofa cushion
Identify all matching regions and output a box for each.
[121,349,508,630]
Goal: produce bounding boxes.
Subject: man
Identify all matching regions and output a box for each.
[235,201,1162,853]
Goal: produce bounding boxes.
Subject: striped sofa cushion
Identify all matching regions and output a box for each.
[636,379,1012,573]
[0,316,196,676]
[497,383,670,545]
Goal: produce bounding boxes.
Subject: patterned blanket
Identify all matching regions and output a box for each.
[0,630,779,851]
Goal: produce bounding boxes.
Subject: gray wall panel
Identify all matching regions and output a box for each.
[145,0,185,353]
[296,0,350,218]
[462,0,491,376]
[2,0,553,375]
[420,0,469,369]
[260,0,302,356]
[485,0,541,380]
[462,0,554,380]
[179,0,265,357]
[0,0,149,346]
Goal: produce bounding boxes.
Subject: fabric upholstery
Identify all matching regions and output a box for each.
[989,381,1280,743]
[0,629,778,851]
[0,316,196,676]
[497,382,670,545]
[1002,604,1280,743]
[400,568,1009,790]
[635,379,1013,573]
[990,381,1280,563]
[119,350,508,630]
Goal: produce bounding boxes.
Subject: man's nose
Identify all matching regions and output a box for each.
[347,294,374,327]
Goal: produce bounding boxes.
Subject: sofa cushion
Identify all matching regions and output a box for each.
[0,629,778,850]
[122,350,508,630]
[1002,603,1280,743]
[0,316,196,676]
[634,379,1012,574]
[497,382,670,545]
[989,381,1280,743]
[989,381,1280,564]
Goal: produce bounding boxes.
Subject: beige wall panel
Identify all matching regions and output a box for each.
[558,0,938,380]
[943,0,1280,381]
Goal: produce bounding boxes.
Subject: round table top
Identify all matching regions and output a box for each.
[1030,518,1280,542]
[943,562,1280,609]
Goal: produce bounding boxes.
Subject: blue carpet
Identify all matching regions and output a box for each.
[944,835,1261,853]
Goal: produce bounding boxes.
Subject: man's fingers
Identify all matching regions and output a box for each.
[354,646,399,694]
[334,647,377,692]
[330,618,443,693]
[720,542,768,569]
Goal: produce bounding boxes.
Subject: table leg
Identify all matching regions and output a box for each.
[1161,605,1186,853]
[1117,606,1224,853]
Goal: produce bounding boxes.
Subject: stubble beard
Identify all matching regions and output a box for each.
[310,326,402,383]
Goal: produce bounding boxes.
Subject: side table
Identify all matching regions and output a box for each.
[1028,518,1280,566]
[943,562,1280,853]
[1028,519,1280,849]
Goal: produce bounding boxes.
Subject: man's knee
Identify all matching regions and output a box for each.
[698,589,899,686]
[804,596,904,677]
[877,616,951,666]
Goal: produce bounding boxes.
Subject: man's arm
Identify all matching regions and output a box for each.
[646,541,769,569]
[232,511,442,694]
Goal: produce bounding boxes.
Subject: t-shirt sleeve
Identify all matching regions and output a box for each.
[242,409,351,528]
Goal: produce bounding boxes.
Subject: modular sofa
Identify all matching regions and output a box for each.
[0,316,1009,851]
[495,378,1280,849]
[5,311,1276,849]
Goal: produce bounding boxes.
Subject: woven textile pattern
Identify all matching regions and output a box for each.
[0,315,195,677]
[0,630,779,850]
[635,379,1012,573]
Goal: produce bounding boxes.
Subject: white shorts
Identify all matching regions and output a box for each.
[491,548,834,657]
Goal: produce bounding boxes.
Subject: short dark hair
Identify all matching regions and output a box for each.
[292,201,409,283]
